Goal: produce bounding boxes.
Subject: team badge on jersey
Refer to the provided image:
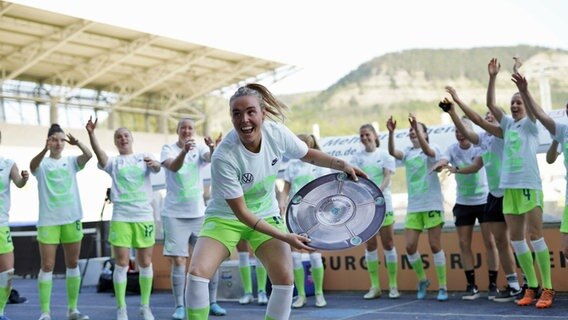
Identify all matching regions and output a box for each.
[241,173,254,185]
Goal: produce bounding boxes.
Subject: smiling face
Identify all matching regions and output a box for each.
[114,128,133,155]
[177,119,195,143]
[48,132,66,157]
[485,111,496,124]
[455,119,472,148]
[359,127,378,151]
[230,95,265,153]
[510,92,526,121]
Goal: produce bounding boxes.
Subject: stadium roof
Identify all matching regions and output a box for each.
[0,1,291,128]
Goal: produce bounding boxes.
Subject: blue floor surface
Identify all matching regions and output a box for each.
[5,278,568,319]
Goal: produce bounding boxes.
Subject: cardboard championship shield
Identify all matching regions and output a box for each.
[286,172,386,250]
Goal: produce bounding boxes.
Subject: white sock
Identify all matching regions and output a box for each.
[39,269,53,282]
[511,239,530,255]
[265,285,293,320]
[384,248,397,264]
[365,249,379,263]
[407,251,421,264]
[0,269,12,288]
[209,270,219,304]
[433,250,446,267]
[186,274,210,310]
[309,252,323,268]
[256,259,265,269]
[113,265,128,284]
[238,252,250,268]
[66,266,80,278]
[139,264,153,278]
[506,273,521,290]
[291,252,303,269]
[530,237,548,252]
[171,265,185,307]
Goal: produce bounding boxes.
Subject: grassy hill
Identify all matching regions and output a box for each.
[282,45,568,136]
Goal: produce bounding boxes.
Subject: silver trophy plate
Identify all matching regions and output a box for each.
[286,172,386,250]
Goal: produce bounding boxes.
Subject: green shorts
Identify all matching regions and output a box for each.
[0,226,14,254]
[405,211,444,231]
[109,221,155,248]
[199,215,287,255]
[37,221,84,244]
[561,206,568,234]
[503,189,543,215]
[382,211,395,227]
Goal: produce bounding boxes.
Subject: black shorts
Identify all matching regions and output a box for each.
[453,203,486,226]
[483,193,506,223]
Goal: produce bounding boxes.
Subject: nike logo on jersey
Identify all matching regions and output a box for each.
[271,158,278,166]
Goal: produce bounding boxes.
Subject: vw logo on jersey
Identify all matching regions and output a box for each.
[241,173,254,184]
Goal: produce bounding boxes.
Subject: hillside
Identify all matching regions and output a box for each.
[283,45,568,136]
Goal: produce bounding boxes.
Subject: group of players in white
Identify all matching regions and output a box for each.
[0,57,565,320]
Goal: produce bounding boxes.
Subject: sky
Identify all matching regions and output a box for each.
[9,0,568,94]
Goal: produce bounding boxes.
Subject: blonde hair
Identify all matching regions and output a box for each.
[229,83,288,121]
[297,133,321,150]
[176,118,195,133]
[114,127,132,138]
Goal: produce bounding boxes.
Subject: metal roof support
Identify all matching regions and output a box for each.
[51,34,159,92]
[50,97,58,124]
[0,19,95,83]
[110,47,214,108]
[0,1,14,16]
[168,59,265,112]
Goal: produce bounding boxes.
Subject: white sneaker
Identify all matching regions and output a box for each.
[116,306,128,320]
[67,309,90,320]
[172,306,185,320]
[238,293,254,305]
[257,291,268,305]
[291,295,307,308]
[388,287,401,299]
[38,313,51,320]
[363,287,382,299]
[315,294,327,307]
[140,305,155,320]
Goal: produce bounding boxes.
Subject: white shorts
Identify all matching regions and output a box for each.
[162,216,205,257]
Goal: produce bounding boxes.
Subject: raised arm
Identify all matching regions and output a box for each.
[386,116,403,160]
[29,138,49,173]
[300,149,367,181]
[10,163,28,188]
[65,133,92,168]
[487,58,505,122]
[410,114,436,158]
[439,96,480,144]
[202,133,223,163]
[85,117,108,168]
[512,73,554,133]
[446,86,502,138]
[162,143,191,172]
[546,140,560,164]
